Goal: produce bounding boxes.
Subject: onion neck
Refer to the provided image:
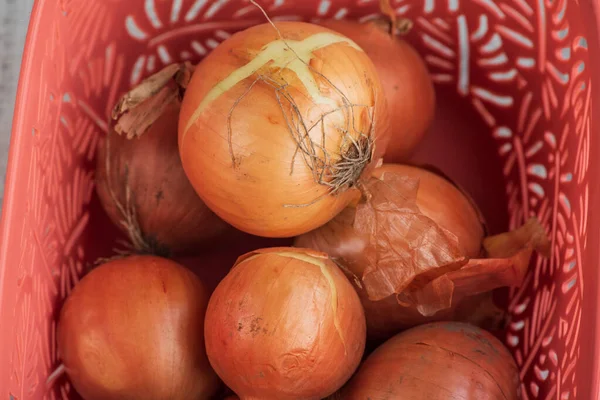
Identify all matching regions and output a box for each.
[369,16,413,37]
[376,0,413,36]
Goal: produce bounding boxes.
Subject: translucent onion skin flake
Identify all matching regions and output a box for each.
[296,164,550,340]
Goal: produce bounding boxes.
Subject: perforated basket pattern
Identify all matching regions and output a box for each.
[0,0,598,399]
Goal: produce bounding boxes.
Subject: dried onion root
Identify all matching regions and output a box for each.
[204,247,366,400]
[96,63,229,257]
[296,164,550,340]
[339,322,521,400]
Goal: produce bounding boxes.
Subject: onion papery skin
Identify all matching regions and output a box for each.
[297,164,547,341]
[320,19,435,161]
[96,101,229,256]
[372,164,485,257]
[204,247,366,400]
[57,255,219,400]
[295,163,488,340]
[341,322,520,400]
[179,22,390,238]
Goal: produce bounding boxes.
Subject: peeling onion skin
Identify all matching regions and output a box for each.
[179,22,390,238]
[204,247,366,400]
[96,102,229,256]
[295,164,489,340]
[341,322,520,400]
[57,256,219,400]
[320,19,435,161]
[372,164,485,257]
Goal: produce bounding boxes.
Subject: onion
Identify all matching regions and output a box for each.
[204,247,366,400]
[320,15,435,161]
[179,21,390,237]
[296,164,549,340]
[340,322,520,399]
[57,255,219,400]
[96,63,228,257]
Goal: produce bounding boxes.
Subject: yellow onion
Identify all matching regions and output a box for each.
[179,21,390,238]
[204,247,366,400]
[340,322,520,399]
[296,164,549,340]
[96,63,228,256]
[57,256,219,400]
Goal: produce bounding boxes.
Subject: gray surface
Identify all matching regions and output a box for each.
[0,0,35,213]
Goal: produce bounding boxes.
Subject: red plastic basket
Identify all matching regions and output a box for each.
[1,0,599,399]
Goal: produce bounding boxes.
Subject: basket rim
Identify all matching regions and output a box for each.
[0,0,44,302]
[0,0,45,387]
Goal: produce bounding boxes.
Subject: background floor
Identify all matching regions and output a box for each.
[0,0,35,214]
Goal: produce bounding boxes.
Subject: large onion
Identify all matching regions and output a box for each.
[57,255,219,400]
[320,18,435,161]
[96,63,228,257]
[339,322,520,399]
[179,21,390,237]
[204,247,366,400]
[296,164,549,340]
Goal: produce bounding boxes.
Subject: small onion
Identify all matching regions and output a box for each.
[96,63,228,257]
[204,247,366,400]
[296,164,549,340]
[57,255,219,400]
[340,322,520,400]
[320,19,435,161]
[179,21,390,237]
